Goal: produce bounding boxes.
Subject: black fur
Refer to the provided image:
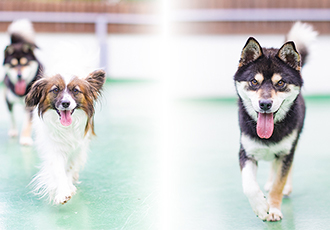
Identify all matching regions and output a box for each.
[4,62,43,97]
[234,38,305,169]
[3,31,43,97]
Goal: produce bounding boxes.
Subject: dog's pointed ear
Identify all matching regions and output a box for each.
[85,69,106,100]
[25,78,47,107]
[277,41,301,71]
[239,37,263,68]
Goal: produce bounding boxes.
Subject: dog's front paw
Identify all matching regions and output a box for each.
[267,207,283,221]
[8,129,18,138]
[53,186,77,205]
[19,137,33,146]
[54,193,72,205]
[247,191,270,220]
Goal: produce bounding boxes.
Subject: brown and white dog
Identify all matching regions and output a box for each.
[3,19,43,145]
[25,69,105,204]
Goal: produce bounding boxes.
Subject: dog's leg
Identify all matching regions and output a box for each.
[6,97,18,137]
[264,161,277,192]
[19,108,33,146]
[265,161,293,196]
[267,153,293,221]
[241,159,269,220]
[66,147,88,189]
[283,165,293,196]
[35,152,77,205]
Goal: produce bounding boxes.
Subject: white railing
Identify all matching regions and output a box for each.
[1,9,329,72]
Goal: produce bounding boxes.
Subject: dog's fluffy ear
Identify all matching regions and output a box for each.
[85,70,106,100]
[277,41,301,71]
[25,78,47,107]
[239,37,263,68]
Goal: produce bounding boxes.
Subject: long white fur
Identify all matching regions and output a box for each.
[8,19,35,44]
[31,106,91,204]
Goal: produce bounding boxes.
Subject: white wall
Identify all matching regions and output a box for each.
[0,32,328,98]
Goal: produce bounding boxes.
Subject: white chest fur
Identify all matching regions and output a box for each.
[33,109,91,156]
[241,130,298,161]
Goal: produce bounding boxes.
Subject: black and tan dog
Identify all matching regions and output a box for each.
[3,19,43,145]
[234,22,317,221]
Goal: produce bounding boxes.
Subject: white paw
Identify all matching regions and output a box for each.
[53,186,77,205]
[267,207,283,221]
[283,184,292,196]
[54,193,72,205]
[247,191,270,220]
[19,137,33,146]
[8,129,18,138]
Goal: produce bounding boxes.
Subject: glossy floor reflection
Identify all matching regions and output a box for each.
[0,82,330,229]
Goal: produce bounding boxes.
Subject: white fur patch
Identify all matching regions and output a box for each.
[235,81,300,123]
[59,90,77,111]
[242,161,269,220]
[4,60,39,84]
[235,81,258,121]
[273,85,300,123]
[30,108,91,204]
[241,129,298,161]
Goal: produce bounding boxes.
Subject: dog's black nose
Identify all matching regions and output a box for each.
[259,99,273,111]
[62,101,70,108]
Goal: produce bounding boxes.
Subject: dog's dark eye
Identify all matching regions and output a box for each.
[53,88,59,94]
[276,80,286,88]
[73,88,80,95]
[250,79,259,87]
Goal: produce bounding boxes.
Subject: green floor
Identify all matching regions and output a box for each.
[0,82,330,229]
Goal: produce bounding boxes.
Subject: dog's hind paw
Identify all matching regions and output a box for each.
[19,137,33,146]
[282,184,292,196]
[267,208,283,222]
[264,181,272,192]
[8,129,18,138]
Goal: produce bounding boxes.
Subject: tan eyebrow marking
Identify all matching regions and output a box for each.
[10,58,18,66]
[254,73,264,83]
[272,74,282,84]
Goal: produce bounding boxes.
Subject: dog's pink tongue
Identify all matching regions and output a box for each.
[257,113,274,139]
[60,110,72,126]
[15,80,26,95]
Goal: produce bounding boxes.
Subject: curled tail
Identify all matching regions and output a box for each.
[286,21,318,67]
[8,19,36,45]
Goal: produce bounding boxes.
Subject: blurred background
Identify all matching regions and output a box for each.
[0,0,329,98]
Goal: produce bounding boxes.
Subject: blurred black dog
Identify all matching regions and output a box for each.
[3,19,43,145]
